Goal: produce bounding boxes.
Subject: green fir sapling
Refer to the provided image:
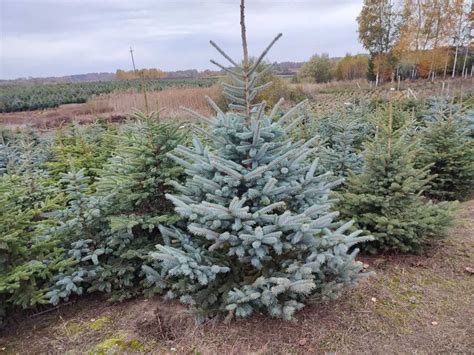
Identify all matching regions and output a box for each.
[416,99,474,200]
[144,0,372,321]
[47,112,185,304]
[319,117,365,178]
[0,160,70,327]
[337,104,454,254]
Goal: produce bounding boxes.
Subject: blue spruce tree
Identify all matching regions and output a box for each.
[145,0,371,320]
[319,117,366,178]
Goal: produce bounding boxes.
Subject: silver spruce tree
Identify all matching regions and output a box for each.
[144,0,372,320]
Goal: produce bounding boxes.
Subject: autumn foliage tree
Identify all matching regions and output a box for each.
[357,0,401,84]
[116,68,167,80]
[357,0,472,81]
[395,0,461,80]
[335,54,369,81]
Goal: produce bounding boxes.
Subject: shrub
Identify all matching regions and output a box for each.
[298,53,334,83]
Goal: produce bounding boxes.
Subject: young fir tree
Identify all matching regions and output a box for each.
[46,121,117,184]
[416,99,474,200]
[0,128,52,175]
[337,105,454,254]
[319,117,366,178]
[0,160,70,328]
[144,1,371,321]
[47,112,185,304]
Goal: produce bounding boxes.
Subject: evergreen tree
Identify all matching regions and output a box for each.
[337,105,454,254]
[413,98,474,200]
[45,121,117,183]
[144,2,371,321]
[0,128,52,175]
[0,166,70,327]
[47,112,185,304]
[367,55,376,81]
[319,118,366,178]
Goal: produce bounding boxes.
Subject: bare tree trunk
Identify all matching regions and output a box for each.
[461,44,469,78]
[451,9,463,79]
[375,53,381,86]
[443,49,450,79]
[452,45,459,78]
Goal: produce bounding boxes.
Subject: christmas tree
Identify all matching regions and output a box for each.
[319,116,366,178]
[0,156,69,327]
[144,0,371,320]
[47,113,185,304]
[337,104,454,254]
[416,99,474,200]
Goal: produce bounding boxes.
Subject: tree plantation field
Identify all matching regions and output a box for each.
[2,77,472,130]
[1,0,474,353]
[1,76,473,352]
[0,85,223,129]
[0,77,217,113]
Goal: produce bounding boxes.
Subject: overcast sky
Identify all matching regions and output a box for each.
[0,0,365,79]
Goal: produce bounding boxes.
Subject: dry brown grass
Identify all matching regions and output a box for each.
[2,201,473,354]
[86,85,222,119]
[0,85,223,129]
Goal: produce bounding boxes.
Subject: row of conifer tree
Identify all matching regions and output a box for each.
[1,21,473,326]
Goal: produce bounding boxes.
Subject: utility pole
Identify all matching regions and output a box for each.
[129,47,137,72]
[128,46,149,115]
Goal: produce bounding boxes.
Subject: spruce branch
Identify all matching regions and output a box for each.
[209,40,239,67]
[270,98,285,118]
[277,99,309,125]
[249,33,283,76]
[179,106,214,125]
[210,60,243,78]
[205,95,225,116]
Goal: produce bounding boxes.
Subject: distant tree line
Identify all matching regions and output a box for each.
[115,68,224,80]
[298,0,472,84]
[115,68,167,80]
[358,0,472,84]
[298,54,370,83]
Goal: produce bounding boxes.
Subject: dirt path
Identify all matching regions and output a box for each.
[1,201,473,354]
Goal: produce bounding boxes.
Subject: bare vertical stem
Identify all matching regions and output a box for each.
[240,0,251,119]
[240,0,249,67]
[387,101,393,159]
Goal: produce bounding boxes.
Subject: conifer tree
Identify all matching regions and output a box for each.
[319,117,366,178]
[416,99,474,200]
[0,163,70,327]
[47,112,185,303]
[337,105,454,254]
[144,1,371,320]
[0,128,52,175]
[46,121,117,183]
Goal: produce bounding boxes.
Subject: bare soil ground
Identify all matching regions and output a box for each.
[1,201,473,354]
